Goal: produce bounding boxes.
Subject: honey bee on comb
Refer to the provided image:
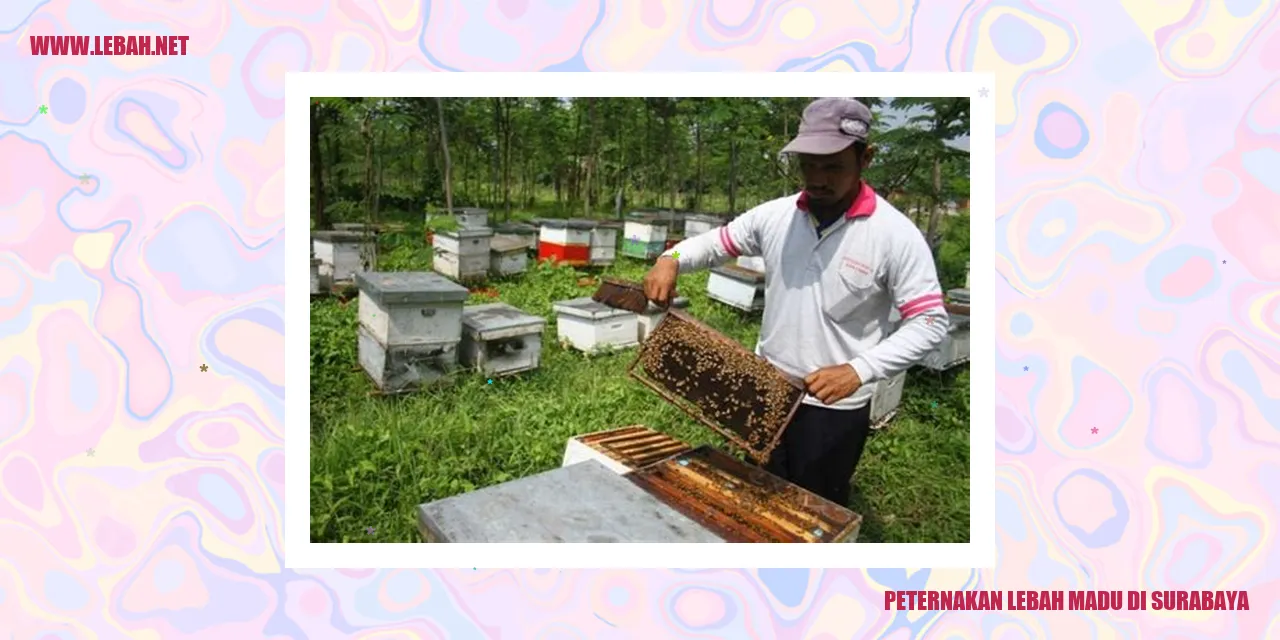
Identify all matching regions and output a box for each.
[628,310,805,464]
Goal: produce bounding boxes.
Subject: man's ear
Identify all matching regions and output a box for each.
[861,144,877,169]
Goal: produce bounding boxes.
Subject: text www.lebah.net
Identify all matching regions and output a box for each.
[29,35,189,56]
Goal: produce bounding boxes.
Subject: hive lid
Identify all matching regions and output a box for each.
[627,310,805,464]
[463,302,545,335]
[540,218,596,230]
[684,213,723,224]
[355,271,469,306]
[553,296,634,320]
[495,222,537,234]
[594,220,624,229]
[312,230,368,243]
[489,235,527,253]
[439,227,494,239]
[624,215,669,226]
[454,207,489,216]
[627,445,860,543]
[416,459,723,543]
[331,222,380,233]
[711,264,765,284]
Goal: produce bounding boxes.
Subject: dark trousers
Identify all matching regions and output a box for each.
[764,403,872,507]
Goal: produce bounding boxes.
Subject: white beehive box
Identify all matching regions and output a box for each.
[683,214,723,238]
[356,272,469,348]
[636,296,689,343]
[921,309,971,371]
[310,258,321,295]
[589,222,620,266]
[312,230,375,284]
[434,251,488,281]
[358,327,460,392]
[553,297,639,353]
[460,302,545,377]
[870,370,906,429]
[433,227,494,258]
[623,219,668,244]
[355,272,470,393]
[455,207,489,229]
[539,219,593,246]
[489,235,529,276]
[737,255,766,272]
[495,222,538,251]
[707,264,765,312]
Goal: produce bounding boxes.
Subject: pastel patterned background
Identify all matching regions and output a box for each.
[2,0,1279,637]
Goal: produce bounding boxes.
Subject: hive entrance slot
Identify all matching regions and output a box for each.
[485,337,526,356]
[627,310,804,464]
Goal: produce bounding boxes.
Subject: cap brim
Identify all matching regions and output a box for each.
[780,134,856,156]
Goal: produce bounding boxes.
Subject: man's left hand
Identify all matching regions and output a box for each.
[804,364,863,405]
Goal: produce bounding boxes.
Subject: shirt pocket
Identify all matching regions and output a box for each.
[822,256,879,322]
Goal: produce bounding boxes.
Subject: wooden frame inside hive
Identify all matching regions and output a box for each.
[627,309,804,464]
[626,445,861,542]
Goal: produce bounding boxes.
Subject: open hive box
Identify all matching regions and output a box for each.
[626,445,861,542]
[627,309,804,464]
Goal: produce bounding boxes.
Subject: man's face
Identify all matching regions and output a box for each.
[798,145,867,208]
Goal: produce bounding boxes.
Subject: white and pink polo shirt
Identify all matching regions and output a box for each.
[663,181,949,411]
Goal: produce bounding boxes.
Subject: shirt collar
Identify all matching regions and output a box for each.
[795,181,878,219]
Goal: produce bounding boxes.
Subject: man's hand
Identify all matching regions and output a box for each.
[804,364,863,405]
[642,256,680,307]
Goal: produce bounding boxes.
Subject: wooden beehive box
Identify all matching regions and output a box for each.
[621,216,668,259]
[312,230,375,285]
[538,219,594,266]
[636,296,689,343]
[627,446,861,542]
[561,425,692,474]
[355,272,469,392]
[683,213,723,238]
[869,370,906,430]
[454,207,489,229]
[417,459,723,543]
[922,308,971,371]
[494,222,538,252]
[489,235,529,276]
[589,221,620,266]
[628,310,804,464]
[707,264,765,312]
[331,222,381,234]
[459,302,545,377]
[433,227,494,281]
[553,297,639,353]
[737,255,766,272]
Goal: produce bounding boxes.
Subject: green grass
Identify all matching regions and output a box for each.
[310,233,970,544]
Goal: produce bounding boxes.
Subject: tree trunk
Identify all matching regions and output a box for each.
[436,97,455,220]
[361,106,374,225]
[728,138,738,214]
[694,115,703,212]
[583,97,596,218]
[310,102,327,231]
[926,155,943,253]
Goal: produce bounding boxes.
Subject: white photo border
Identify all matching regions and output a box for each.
[285,71,996,569]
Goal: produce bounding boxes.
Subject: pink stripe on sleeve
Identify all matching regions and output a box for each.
[719,226,741,257]
[899,293,943,318]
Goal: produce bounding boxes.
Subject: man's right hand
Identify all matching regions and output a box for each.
[643,256,680,307]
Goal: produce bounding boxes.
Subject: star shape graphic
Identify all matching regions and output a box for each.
[487,379,493,384]
[79,174,90,184]
[86,448,95,457]
[931,401,938,409]
[978,88,989,98]
[39,104,48,114]
[1023,366,1029,372]
[671,251,680,259]
[366,526,375,534]
[1090,427,1099,435]
[199,364,209,372]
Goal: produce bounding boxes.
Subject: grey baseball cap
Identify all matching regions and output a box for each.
[781,98,873,156]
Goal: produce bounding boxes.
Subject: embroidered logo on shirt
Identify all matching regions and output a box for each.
[842,256,872,275]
